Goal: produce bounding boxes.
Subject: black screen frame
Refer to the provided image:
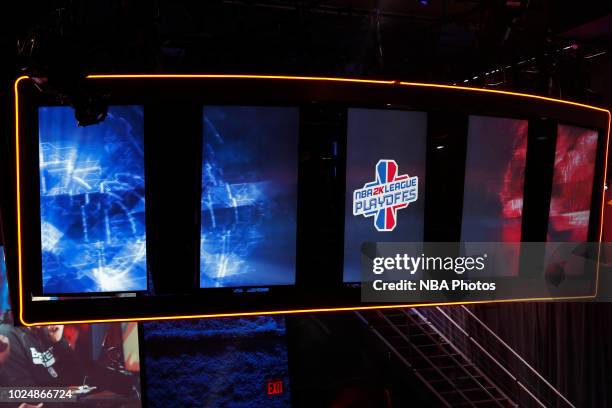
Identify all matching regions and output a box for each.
[4,75,609,325]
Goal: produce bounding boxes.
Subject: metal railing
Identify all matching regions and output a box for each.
[357,308,516,407]
[417,305,576,408]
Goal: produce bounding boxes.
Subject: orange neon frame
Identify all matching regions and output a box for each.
[13,74,612,326]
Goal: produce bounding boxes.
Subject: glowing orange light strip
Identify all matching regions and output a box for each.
[16,296,602,327]
[87,74,610,113]
[13,74,611,326]
[399,81,611,113]
[87,73,396,84]
[595,110,611,297]
[14,76,28,326]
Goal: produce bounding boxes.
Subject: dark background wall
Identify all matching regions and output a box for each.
[473,302,612,407]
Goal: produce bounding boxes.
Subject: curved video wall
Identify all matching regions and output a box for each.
[3,75,609,324]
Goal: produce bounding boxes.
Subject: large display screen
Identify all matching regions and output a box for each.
[461,116,528,242]
[0,321,142,402]
[547,124,599,242]
[143,316,291,407]
[0,245,11,319]
[38,106,147,294]
[343,108,427,283]
[0,248,9,318]
[460,116,528,277]
[0,245,142,403]
[200,106,299,288]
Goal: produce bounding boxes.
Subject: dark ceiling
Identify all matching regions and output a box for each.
[1,0,611,102]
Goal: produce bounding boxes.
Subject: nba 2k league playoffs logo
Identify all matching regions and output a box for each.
[353,160,418,232]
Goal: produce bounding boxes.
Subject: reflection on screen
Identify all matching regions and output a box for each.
[548,124,599,242]
[344,109,427,282]
[38,106,147,293]
[200,106,298,288]
[461,116,528,242]
[143,317,291,408]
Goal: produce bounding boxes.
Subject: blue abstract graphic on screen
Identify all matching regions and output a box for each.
[200,106,298,288]
[0,247,9,316]
[38,106,147,293]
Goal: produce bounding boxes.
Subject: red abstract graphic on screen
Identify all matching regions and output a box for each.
[548,125,598,242]
[499,125,529,243]
[461,116,528,277]
[462,116,528,243]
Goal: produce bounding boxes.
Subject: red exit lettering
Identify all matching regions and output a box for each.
[267,380,283,395]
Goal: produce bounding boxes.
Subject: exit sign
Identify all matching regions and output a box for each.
[267,380,283,395]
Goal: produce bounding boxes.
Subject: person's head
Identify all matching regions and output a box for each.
[28,325,64,344]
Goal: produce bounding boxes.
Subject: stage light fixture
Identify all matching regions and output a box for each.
[72,95,109,127]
